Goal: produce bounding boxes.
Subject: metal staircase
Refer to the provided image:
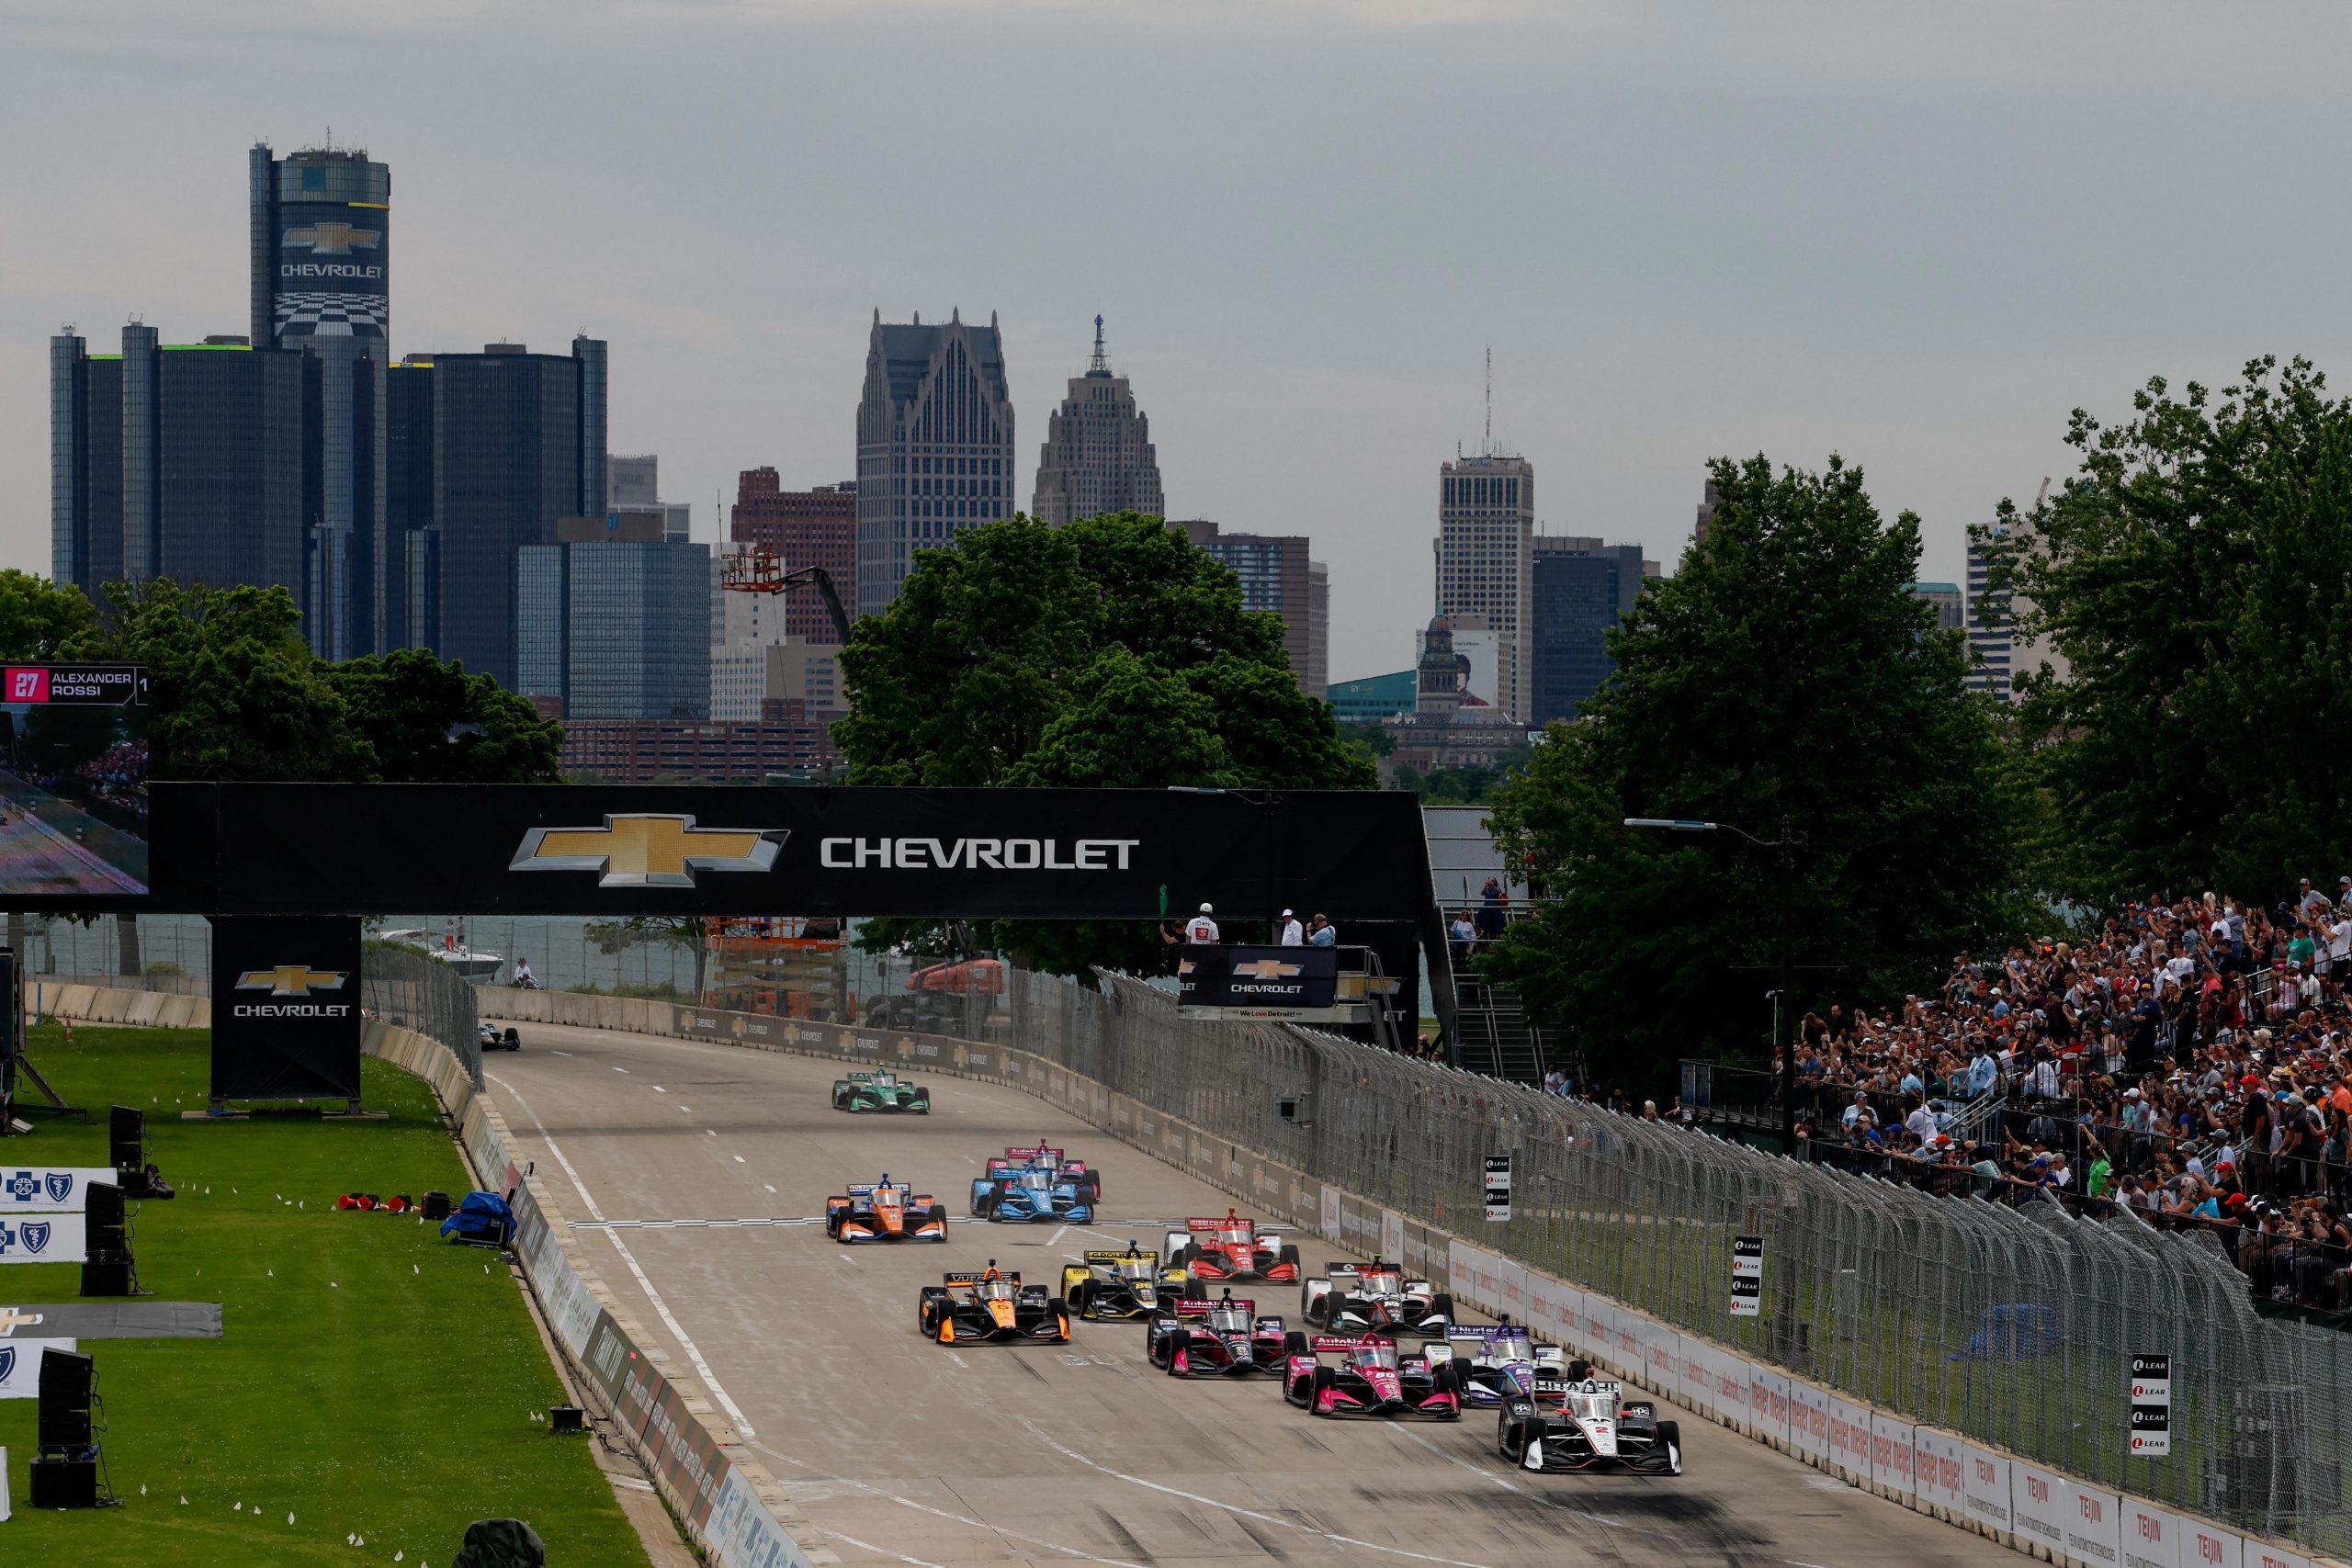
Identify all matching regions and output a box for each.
[1452,979,1547,1084]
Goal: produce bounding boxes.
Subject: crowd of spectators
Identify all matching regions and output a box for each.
[1564,882,2352,1314]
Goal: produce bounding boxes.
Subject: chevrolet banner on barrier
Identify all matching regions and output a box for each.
[1177,944,1339,1015]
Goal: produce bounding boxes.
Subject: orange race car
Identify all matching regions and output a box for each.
[825,1175,949,1244]
[917,1261,1072,1345]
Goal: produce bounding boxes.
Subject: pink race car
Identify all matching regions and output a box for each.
[1282,1331,1463,1420]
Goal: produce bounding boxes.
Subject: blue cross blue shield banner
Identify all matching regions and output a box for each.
[0,1168,112,1212]
[0,1213,85,1262]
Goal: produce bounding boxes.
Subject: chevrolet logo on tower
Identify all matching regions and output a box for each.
[210,917,367,1103]
[510,814,783,888]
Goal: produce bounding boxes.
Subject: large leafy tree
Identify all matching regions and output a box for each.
[1986,355,2352,903]
[1481,454,2025,1087]
[96,580,560,783]
[836,512,1373,975]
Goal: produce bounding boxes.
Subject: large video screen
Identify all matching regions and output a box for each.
[0,665,149,897]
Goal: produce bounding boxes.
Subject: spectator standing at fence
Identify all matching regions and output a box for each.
[1278,908,1304,946]
[1448,911,1474,967]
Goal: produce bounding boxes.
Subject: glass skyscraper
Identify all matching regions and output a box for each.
[517,536,711,720]
[51,327,309,605]
[250,142,391,658]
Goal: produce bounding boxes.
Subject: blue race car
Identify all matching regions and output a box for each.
[972,1167,1094,1224]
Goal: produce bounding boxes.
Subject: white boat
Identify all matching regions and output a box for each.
[378,926,505,985]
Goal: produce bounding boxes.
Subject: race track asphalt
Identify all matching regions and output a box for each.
[482,1019,2021,1568]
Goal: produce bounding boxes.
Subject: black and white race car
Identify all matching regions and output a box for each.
[1301,1258,1453,1337]
[1497,1366,1683,1475]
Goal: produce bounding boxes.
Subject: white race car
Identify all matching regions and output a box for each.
[1301,1257,1453,1337]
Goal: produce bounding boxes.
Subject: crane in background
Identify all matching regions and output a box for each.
[718,545,853,644]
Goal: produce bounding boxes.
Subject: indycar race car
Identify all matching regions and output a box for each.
[970,1145,1102,1206]
[825,1176,949,1243]
[1167,1211,1300,1283]
[831,1070,931,1113]
[477,1021,521,1053]
[1062,1246,1186,1320]
[1429,1323,1568,1405]
[971,1166,1096,1224]
[917,1262,1072,1345]
[1283,1331,1462,1419]
[1301,1257,1453,1337]
[1145,1291,1288,1377]
[1497,1369,1683,1474]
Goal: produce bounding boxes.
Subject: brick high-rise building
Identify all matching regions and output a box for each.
[1172,520,1322,696]
[729,469,857,644]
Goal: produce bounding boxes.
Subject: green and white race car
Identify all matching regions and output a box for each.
[831,1070,932,1114]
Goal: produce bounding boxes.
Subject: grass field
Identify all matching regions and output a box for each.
[0,1024,652,1566]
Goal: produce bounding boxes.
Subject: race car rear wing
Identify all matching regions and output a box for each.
[1171,1296,1256,1316]
[1308,1334,1393,1351]
[1184,1212,1277,1235]
[1003,1145,1064,1160]
[1082,1248,1159,1264]
[943,1269,1023,1285]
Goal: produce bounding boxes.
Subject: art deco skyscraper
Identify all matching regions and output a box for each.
[854,310,1015,615]
[1031,316,1163,526]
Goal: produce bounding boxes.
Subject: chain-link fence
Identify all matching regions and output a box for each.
[362,945,481,1088]
[996,968,2346,1558]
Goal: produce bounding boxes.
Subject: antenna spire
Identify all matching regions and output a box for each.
[1483,344,1492,457]
[1089,313,1108,375]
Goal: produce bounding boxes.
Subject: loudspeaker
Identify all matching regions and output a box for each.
[423,1190,452,1221]
[86,1179,127,1254]
[80,1258,132,1297]
[108,1105,143,1171]
[30,1456,99,1508]
[549,1405,584,1433]
[37,1348,93,1448]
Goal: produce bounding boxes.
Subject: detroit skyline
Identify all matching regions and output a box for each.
[5,1,2349,682]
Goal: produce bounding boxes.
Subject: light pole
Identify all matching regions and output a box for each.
[1623,816,1804,1152]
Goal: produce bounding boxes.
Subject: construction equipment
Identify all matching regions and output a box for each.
[718,546,853,644]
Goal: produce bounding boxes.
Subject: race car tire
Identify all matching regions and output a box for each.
[978,1190,999,1220]
[1182,1278,1208,1301]
[1066,1280,1089,1310]
[1430,1292,1456,1323]
[1304,1295,1327,1327]
[1165,1329,1190,1375]
[1277,1244,1301,1269]
[1283,1329,1309,1358]
[1657,1421,1683,1476]
[1308,1365,1335,1413]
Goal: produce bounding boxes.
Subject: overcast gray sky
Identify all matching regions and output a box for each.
[6,1,2348,682]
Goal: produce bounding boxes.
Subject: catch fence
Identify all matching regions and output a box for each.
[1002,969,2347,1557]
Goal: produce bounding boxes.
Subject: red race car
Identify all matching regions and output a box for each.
[1165,1211,1300,1283]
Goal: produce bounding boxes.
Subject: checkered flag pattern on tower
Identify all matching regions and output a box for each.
[275,292,387,339]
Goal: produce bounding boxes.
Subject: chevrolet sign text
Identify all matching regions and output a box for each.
[818,837,1139,871]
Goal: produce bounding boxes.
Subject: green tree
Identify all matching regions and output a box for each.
[95,579,560,783]
[1480,454,2025,1087]
[323,647,563,783]
[1985,355,2352,903]
[836,512,1372,976]
[0,570,100,661]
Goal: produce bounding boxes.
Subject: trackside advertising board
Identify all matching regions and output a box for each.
[0,1168,113,1211]
[0,1213,85,1262]
[209,915,363,1100]
[0,1339,75,1398]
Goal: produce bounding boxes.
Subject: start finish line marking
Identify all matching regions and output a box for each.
[573,1216,826,1231]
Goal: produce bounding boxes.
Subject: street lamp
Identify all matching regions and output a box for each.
[1623,815,1804,1152]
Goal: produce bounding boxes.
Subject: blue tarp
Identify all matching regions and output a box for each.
[440,1190,514,1245]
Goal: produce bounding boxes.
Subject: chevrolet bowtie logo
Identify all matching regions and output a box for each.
[510,814,783,888]
[1232,959,1304,980]
[284,221,380,255]
[237,965,348,997]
